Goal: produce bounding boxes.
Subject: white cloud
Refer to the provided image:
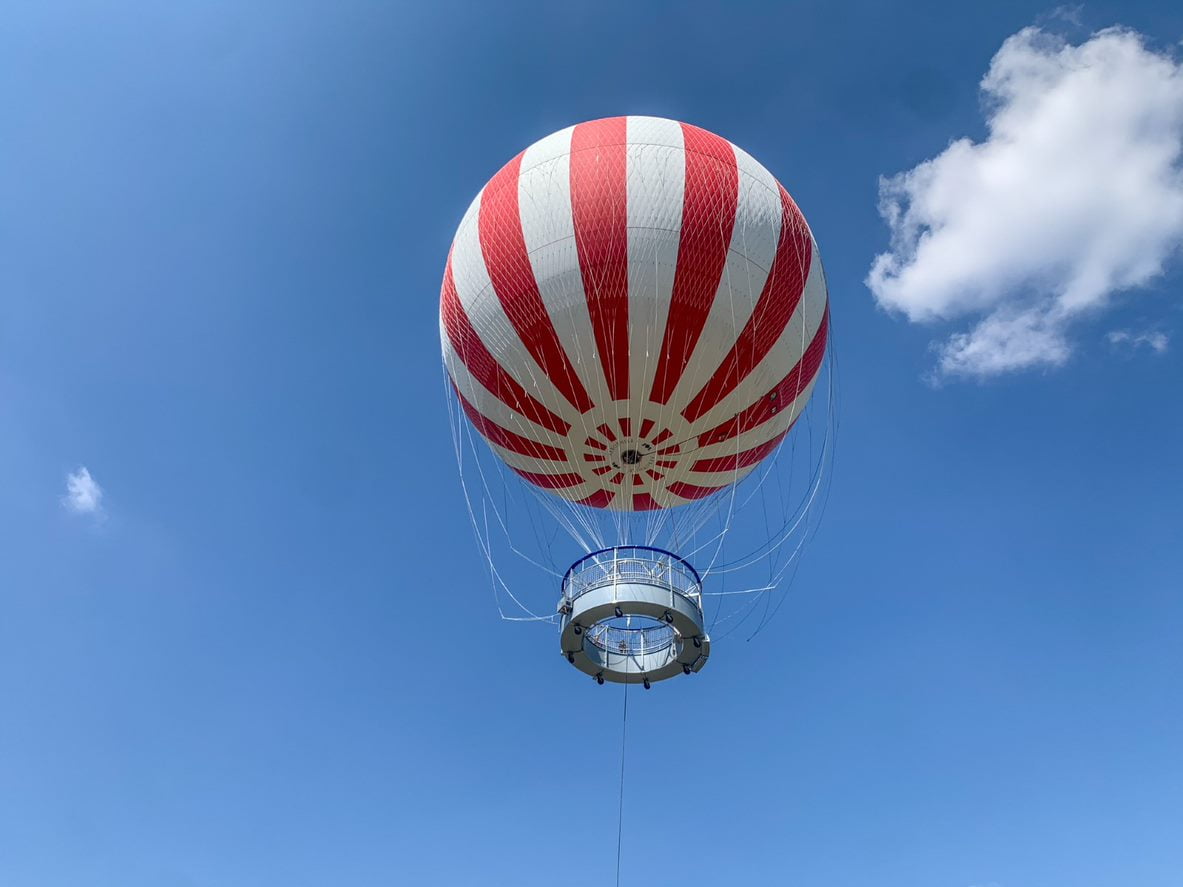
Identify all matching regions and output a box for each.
[1107,328,1170,353]
[867,26,1183,379]
[63,466,104,516]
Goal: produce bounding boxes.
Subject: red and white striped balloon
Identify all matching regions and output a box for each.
[441,116,829,512]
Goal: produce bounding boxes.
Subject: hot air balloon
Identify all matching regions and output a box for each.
[441,116,832,686]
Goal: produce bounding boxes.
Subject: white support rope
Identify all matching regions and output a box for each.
[442,304,839,643]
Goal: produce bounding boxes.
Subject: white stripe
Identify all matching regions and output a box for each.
[663,143,784,416]
[441,335,570,448]
[449,182,582,434]
[482,442,572,473]
[650,489,697,508]
[519,124,575,175]
[517,125,606,420]
[683,375,821,466]
[685,234,828,433]
[675,465,760,493]
[625,116,685,429]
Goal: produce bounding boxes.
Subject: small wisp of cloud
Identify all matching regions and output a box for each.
[63,466,104,517]
[1107,328,1170,354]
[867,25,1183,381]
[1045,5,1084,28]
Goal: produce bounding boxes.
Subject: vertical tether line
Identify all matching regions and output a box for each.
[615,681,629,887]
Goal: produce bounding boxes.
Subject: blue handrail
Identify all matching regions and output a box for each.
[561,545,702,603]
[562,545,701,584]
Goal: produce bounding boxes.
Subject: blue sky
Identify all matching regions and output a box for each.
[2,2,1181,886]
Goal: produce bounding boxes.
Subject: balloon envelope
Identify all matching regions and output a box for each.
[441,116,828,511]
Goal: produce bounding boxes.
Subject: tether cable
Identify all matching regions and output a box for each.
[615,682,629,887]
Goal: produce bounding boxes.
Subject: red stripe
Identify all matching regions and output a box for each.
[697,308,828,448]
[632,492,661,511]
[510,468,585,489]
[441,257,571,437]
[681,185,813,423]
[454,386,569,462]
[577,490,615,508]
[666,481,726,501]
[649,124,739,404]
[638,419,655,439]
[478,154,594,414]
[690,426,789,474]
[570,117,630,402]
